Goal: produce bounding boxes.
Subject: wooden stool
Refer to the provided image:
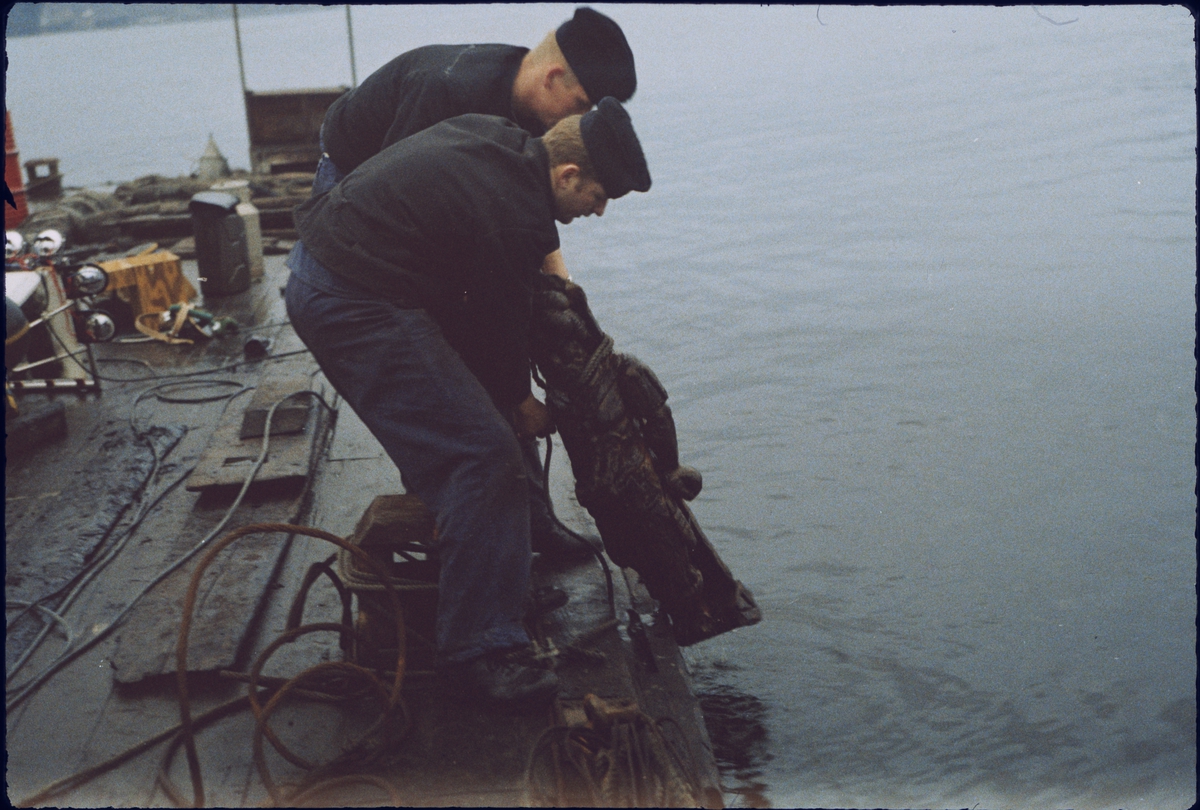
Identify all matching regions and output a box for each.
[339,494,440,672]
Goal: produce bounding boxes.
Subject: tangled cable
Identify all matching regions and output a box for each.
[4,423,188,691]
[15,523,409,809]
[6,391,335,712]
[170,522,409,808]
[35,311,310,385]
[6,378,254,691]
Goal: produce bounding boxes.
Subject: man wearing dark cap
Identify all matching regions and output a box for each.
[291,6,637,565]
[285,99,650,702]
[314,7,636,194]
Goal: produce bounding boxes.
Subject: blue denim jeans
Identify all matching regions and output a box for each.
[285,257,532,665]
[284,146,344,271]
[311,152,345,197]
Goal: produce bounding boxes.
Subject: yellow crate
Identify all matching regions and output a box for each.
[98,250,195,318]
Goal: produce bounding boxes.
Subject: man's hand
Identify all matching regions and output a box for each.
[541,249,571,280]
[513,393,554,440]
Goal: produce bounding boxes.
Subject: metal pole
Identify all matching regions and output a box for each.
[346,5,358,89]
[11,345,92,375]
[232,4,248,95]
[232,4,252,171]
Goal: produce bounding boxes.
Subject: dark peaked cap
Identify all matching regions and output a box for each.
[580,97,650,199]
[556,7,636,103]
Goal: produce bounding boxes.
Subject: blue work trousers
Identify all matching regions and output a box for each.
[285,254,532,665]
[310,151,345,197]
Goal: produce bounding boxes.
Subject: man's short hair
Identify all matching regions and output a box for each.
[527,31,583,90]
[542,115,596,180]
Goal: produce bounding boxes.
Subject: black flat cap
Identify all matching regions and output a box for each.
[580,97,650,199]
[556,7,636,103]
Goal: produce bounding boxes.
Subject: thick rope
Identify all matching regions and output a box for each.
[579,333,614,389]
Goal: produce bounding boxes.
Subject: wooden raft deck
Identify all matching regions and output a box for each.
[5,253,724,808]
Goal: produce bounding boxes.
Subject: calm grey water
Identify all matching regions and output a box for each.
[7,5,1196,808]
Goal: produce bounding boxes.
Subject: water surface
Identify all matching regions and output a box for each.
[6,5,1195,808]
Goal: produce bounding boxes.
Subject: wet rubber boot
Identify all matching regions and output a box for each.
[445,646,559,703]
[523,437,598,567]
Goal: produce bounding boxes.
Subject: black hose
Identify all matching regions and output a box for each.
[539,436,616,621]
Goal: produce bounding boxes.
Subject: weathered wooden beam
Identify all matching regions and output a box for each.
[186,376,322,493]
[111,375,333,683]
[239,376,313,438]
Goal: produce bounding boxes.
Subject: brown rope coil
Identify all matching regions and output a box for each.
[526,694,702,808]
[174,522,408,808]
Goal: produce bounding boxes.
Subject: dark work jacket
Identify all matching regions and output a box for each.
[295,114,560,409]
[321,44,545,177]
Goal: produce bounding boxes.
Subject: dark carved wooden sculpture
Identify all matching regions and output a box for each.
[529,274,761,645]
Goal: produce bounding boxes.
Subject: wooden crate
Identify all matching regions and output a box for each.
[245,87,346,174]
[98,250,195,318]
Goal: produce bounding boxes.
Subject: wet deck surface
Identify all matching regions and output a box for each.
[5,254,720,807]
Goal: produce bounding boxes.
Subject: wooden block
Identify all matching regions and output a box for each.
[239,377,313,438]
[186,379,323,494]
[350,494,435,548]
[337,495,439,594]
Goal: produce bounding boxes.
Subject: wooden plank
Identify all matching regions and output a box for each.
[239,376,313,438]
[110,401,332,684]
[186,377,321,492]
[110,495,303,685]
[5,422,187,665]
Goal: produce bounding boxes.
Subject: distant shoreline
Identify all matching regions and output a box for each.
[5,3,316,39]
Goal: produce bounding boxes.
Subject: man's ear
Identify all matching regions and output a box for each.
[543,64,566,90]
[553,163,580,188]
